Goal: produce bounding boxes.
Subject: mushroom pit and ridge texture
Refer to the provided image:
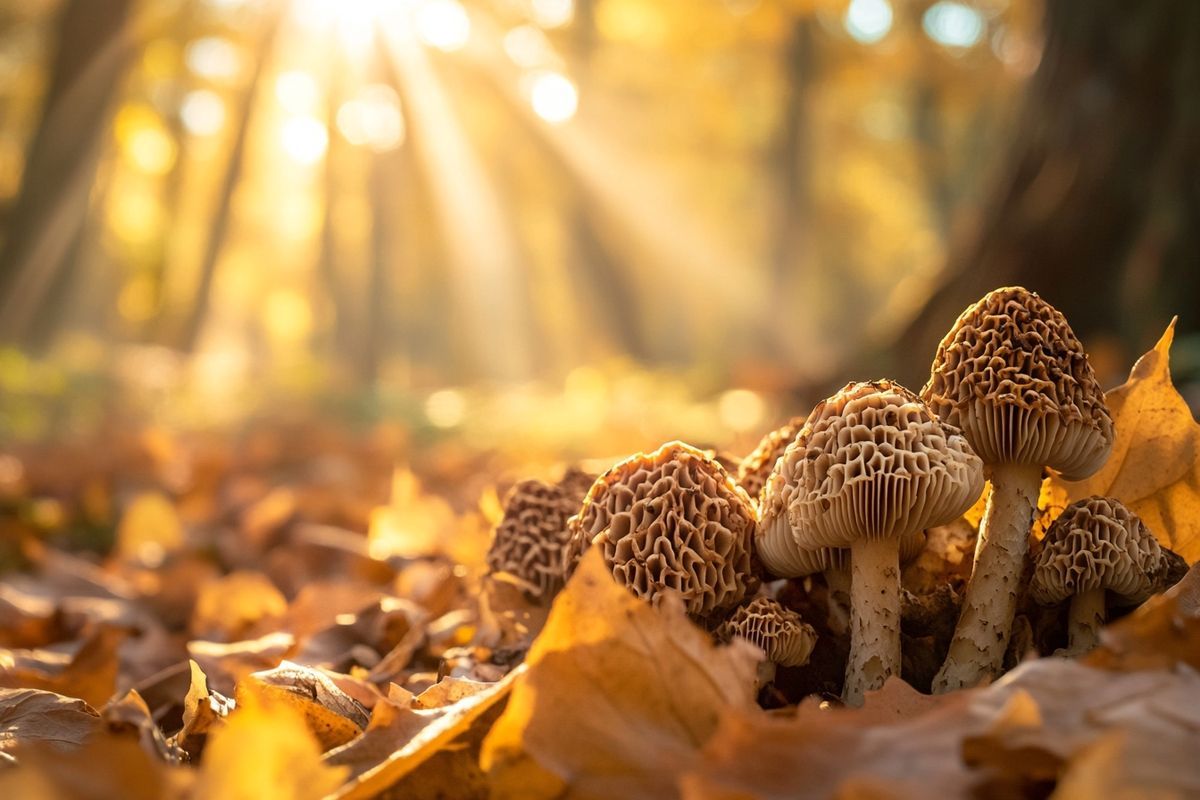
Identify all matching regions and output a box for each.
[1030,496,1167,605]
[562,442,757,618]
[921,286,1113,479]
[736,416,806,502]
[717,596,816,667]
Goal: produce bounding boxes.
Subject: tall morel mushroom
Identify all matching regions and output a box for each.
[486,470,594,602]
[926,288,1114,692]
[717,597,817,687]
[756,381,983,705]
[562,441,757,619]
[1030,496,1167,656]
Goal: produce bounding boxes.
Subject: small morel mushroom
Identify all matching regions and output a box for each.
[562,441,757,619]
[486,470,594,602]
[718,597,816,687]
[1030,496,1167,656]
[737,417,807,502]
[925,288,1114,692]
[756,381,983,705]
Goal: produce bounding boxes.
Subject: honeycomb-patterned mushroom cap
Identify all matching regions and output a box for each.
[718,597,816,667]
[562,441,757,618]
[758,381,983,567]
[1030,496,1167,606]
[486,471,593,601]
[737,417,806,502]
[921,287,1114,480]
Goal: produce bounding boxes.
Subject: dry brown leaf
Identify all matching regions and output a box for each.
[481,548,761,800]
[0,687,99,754]
[1051,320,1200,562]
[236,661,368,751]
[102,689,183,763]
[1085,562,1200,672]
[323,670,519,800]
[193,682,348,800]
[0,625,124,707]
[173,660,233,755]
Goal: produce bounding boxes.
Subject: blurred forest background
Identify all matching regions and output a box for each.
[0,0,1197,456]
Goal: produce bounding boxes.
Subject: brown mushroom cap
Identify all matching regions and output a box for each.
[760,381,982,561]
[718,597,816,667]
[1030,496,1167,606]
[921,287,1113,480]
[486,471,594,600]
[737,417,807,501]
[562,441,757,617]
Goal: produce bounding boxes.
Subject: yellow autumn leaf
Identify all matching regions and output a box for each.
[116,491,184,565]
[1051,320,1200,562]
[236,662,367,752]
[481,548,761,800]
[194,682,349,800]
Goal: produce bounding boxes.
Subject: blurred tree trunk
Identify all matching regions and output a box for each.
[891,0,1200,386]
[0,0,134,346]
[174,3,283,352]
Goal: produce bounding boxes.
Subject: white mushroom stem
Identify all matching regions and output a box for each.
[934,463,1043,692]
[824,565,851,636]
[1066,587,1105,656]
[844,535,900,707]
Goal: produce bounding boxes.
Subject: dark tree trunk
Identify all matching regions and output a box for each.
[0,0,135,345]
[887,0,1200,387]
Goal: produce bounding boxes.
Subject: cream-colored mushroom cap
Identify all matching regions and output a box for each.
[737,417,806,502]
[760,381,982,565]
[562,441,757,617]
[921,287,1113,480]
[719,597,816,667]
[1030,496,1167,606]
[486,472,593,600]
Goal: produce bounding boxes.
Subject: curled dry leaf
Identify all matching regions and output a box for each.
[1050,320,1200,562]
[1085,562,1200,672]
[172,660,234,757]
[0,687,99,754]
[236,661,368,751]
[323,670,519,800]
[481,548,761,800]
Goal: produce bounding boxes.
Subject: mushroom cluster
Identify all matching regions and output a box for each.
[487,285,1181,708]
[562,441,757,618]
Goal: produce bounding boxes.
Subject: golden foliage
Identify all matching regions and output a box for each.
[481,549,761,799]
[1050,320,1200,562]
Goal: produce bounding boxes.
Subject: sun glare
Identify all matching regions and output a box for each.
[416,0,471,52]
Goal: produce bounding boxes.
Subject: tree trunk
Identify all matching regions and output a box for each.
[0,0,135,345]
[886,0,1200,387]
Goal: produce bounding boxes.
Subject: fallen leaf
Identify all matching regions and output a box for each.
[481,548,761,800]
[1052,320,1200,562]
[237,661,368,751]
[323,670,519,800]
[1085,562,1200,672]
[191,571,288,642]
[0,687,99,754]
[116,492,185,566]
[188,631,296,694]
[0,625,124,707]
[102,689,183,763]
[193,681,349,800]
[173,660,233,755]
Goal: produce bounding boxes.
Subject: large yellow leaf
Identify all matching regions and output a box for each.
[1052,320,1200,562]
[193,683,348,800]
[481,548,761,800]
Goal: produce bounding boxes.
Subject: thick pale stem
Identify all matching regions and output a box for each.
[1066,587,1105,656]
[844,536,900,707]
[933,463,1043,693]
[824,564,851,636]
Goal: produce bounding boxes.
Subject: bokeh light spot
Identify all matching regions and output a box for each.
[527,71,578,124]
[336,84,405,152]
[923,2,985,49]
[844,0,893,45]
[717,389,765,433]
[184,36,241,80]
[417,0,471,52]
[275,70,320,114]
[180,89,226,136]
[425,389,467,428]
[531,0,574,29]
[280,116,329,164]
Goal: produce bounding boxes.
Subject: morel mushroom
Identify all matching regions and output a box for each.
[737,417,807,502]
[926,288,1114,692]
[1030,496,1167,656]
[756,381,983,705]
[718,597,816,687]
[562,441,757,619]
[486,470,594,602]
